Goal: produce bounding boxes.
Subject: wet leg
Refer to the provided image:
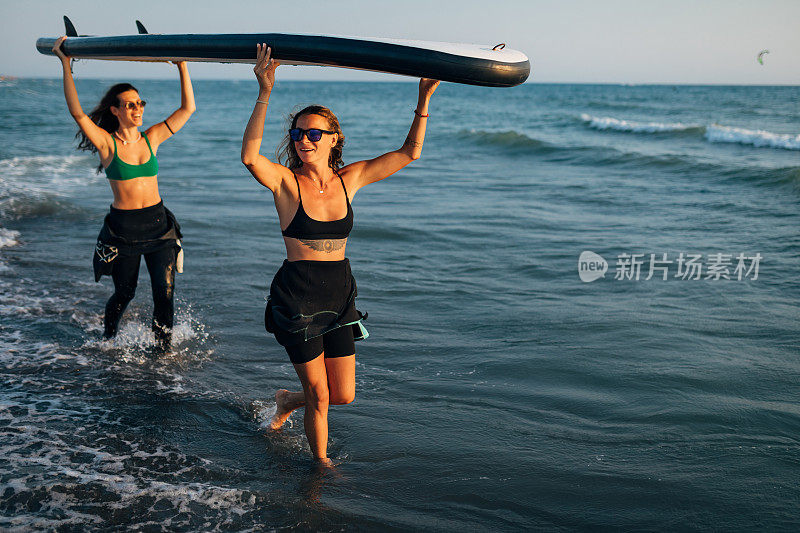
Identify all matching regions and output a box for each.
[103,254,140,338]
[145,246,176,349]
[292,354,331,462]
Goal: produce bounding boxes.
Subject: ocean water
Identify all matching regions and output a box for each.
[0,78,798,531]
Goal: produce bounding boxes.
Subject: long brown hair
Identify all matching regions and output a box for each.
[75,83,138,172]
[277,105,345,170]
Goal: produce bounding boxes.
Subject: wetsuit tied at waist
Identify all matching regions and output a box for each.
[266,258,367,347]
[93,201,182,282]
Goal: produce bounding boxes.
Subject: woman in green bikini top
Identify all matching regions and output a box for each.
[104,132,160,181]
[52,35,194,210]
[52,35,196,349]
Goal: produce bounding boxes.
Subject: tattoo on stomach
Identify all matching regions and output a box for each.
[298,238,346,252]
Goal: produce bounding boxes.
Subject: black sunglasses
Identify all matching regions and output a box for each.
[289,128,335,142]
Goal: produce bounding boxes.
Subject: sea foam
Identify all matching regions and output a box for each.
[580,113,700,133]
[581,114,800,151]
[0,228,20,249]
[0,402,261,531]
[0,154,95,220]
[705,124,800,151]
[0,154,94,184]
[0,227,21,271]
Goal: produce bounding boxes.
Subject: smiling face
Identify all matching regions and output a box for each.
[110,89,144,129]
[294,113,339,167]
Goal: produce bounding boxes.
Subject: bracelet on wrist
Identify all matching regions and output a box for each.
[414,109,429,118]
[256,99,269,105]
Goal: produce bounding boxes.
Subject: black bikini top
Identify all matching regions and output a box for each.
[281,171,354,240]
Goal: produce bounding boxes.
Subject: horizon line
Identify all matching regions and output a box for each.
[2,76,798,87]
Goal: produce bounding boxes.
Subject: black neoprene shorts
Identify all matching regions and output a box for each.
[285,325,355,365]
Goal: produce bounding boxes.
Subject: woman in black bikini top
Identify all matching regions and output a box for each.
[280,170,354,241]
[241,44,439,466]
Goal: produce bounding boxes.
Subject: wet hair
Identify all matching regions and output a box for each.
[277,105,345,170]
[75,83,138,172]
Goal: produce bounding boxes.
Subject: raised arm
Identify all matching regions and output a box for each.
[345,78,440,196]
[52,36,112,157]
[241,44,289,193]
[146,62,196,147]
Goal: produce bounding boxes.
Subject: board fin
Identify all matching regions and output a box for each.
[135,20,149,35]
[63,16,77,37]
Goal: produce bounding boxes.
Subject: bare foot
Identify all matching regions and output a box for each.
[314,457,334,468]
[269,389,294,430]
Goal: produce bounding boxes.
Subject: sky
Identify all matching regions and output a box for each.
[2,0,799,84]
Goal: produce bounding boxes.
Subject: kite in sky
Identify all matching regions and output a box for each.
[757,50,769,65]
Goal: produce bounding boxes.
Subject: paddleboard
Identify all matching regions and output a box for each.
[36,18,530,87]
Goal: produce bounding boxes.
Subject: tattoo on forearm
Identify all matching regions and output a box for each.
[404,137,423,148]
[298,238,346,252]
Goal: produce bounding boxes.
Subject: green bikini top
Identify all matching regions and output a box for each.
[104,132,159,181]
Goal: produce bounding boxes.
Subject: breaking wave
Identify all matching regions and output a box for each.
[705,124,800,151]
[581,114,800,151]
[580,113,703,134]
[0,154,96,220]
